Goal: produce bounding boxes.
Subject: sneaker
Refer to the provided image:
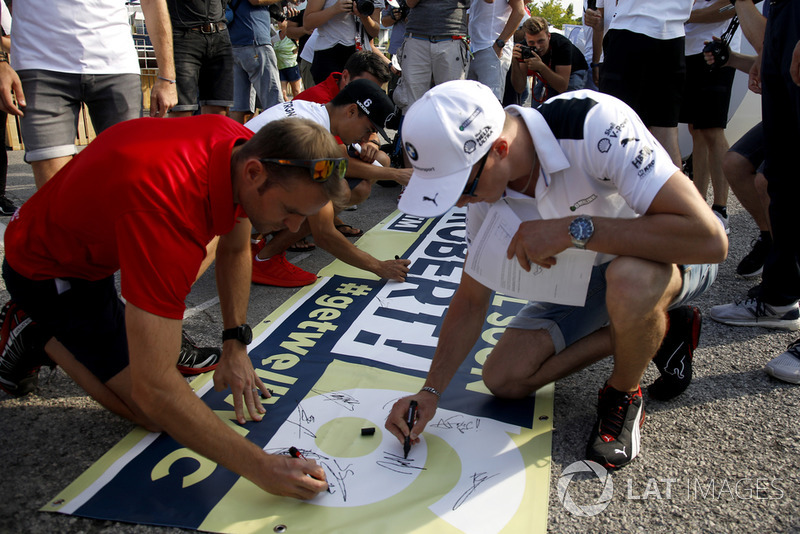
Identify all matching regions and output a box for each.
[736,234,771,278]
[586,384,645,468]
[252,252,317,287]
[177,331,220,376]
[648,306,701,401]
[251,237,266,257]
[0,302,50,396]
[0,195,17,216]
[764,338,800,384]
[712,206,730,235]
[709,297,800,330]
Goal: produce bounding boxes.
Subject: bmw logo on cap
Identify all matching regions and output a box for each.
[405,142,418,161]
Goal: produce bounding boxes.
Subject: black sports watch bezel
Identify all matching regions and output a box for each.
[569,216,595,249]
[222,324,253,345]
[494,38,506,49]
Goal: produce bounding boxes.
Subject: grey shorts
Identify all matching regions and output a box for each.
[507,261,718,354]
[18,69,142,162]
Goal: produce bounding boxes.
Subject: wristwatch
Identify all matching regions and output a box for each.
[569,216,594,249]
[494,38,506,49]
[222,324,253,345]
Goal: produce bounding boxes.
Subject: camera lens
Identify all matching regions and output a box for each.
[357,0,374,16]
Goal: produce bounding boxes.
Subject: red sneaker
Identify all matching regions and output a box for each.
[252,252,317,287]
[251,238,266,257]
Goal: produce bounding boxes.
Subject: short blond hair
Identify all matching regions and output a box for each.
[522,16,549,36]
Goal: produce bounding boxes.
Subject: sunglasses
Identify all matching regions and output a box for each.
[462,151,489,197]
[260,158,348,182]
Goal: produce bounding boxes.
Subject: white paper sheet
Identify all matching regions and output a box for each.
[465,200,596,306]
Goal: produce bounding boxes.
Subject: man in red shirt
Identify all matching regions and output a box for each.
[0,115,345,499]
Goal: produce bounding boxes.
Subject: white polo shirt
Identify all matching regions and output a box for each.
[245,99,332,133]
[466,90,679,266]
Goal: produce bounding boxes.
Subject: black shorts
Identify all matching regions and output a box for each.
[600,29,686,128]
[172,28,235,112]
[2,260,129,383]
[729,121,765,173]
[679,53,737,129]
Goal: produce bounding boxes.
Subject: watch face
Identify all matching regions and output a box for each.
[241,325,253,345]
[570,217,593,241]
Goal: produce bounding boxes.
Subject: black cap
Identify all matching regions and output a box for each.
[339,78,396,141]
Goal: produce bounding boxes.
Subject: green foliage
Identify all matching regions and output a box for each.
[526,0,582,30]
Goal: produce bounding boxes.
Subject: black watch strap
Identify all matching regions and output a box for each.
[222,324,253,345]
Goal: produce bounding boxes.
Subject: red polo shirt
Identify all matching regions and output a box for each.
[294,72,342,104]
[5,115,253,320]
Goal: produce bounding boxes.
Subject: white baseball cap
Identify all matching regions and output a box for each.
[398,80,505,218]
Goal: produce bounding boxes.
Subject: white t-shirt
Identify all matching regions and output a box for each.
[684,0,741,55]
[10,0,139,74]
[607,0,693,40]
[313,0,383,52]
[466,90,679,266]
[468,0,513,52]
[245,99,332,133]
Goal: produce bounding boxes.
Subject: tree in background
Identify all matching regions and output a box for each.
[527,0,582,29]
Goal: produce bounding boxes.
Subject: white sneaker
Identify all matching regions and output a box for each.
[712,207,730,235]
[709,297,800,330]
[764,339,800,384]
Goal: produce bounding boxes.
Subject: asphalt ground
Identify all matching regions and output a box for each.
[1,145,799,534]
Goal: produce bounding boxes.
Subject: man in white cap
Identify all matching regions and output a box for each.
[384,80,727,468]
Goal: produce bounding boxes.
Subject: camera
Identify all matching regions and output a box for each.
[395,0,410,20]
[356,0,375,16]
[519,45,535,60]
[702,39,730,70]
[268,1,287,23]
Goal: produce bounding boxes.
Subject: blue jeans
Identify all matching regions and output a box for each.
[231,43,283,113]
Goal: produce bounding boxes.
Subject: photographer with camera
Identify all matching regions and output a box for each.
[304,0,383,85]
[509,16,588,106]
[381,0,409,58]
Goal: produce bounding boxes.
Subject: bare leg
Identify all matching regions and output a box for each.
[256,220,312,260]
[31,156,73,189]
[702,128,730,207]
[723,152,769,231]
[650,126,682,167]
[483,327,613,399]
[689,125,711,199]
[229,110,248,124]
[45,338,160,431]
[604,257,682,392]
[200,105,228,116]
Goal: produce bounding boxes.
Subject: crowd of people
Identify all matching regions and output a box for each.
[0,0,798,504]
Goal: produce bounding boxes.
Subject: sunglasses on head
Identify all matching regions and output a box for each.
[259,157,348,182]
[462,151,490,197]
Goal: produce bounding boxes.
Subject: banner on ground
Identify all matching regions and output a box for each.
[43,208,553,534]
